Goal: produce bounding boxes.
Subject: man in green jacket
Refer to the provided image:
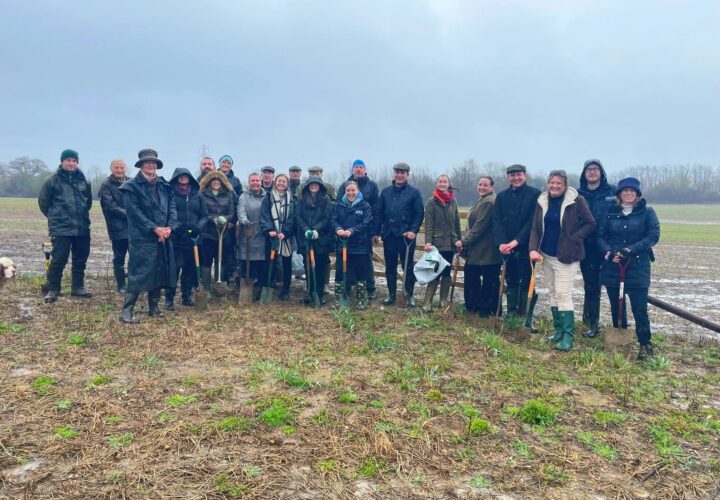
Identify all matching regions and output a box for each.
[38,149,93,303]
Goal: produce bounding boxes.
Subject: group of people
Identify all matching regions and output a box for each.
[38,149,660,360]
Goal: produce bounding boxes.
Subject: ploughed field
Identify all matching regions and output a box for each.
[0,198,719,497]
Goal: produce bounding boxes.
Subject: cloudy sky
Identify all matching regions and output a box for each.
[1,0,718,177]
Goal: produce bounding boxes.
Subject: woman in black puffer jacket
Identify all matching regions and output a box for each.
[332,181,373,309]
[597,177,660,361]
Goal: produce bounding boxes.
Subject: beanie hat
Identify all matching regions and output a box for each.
[353,159,365,168]
[617,177,642,197]
[61,149,79,162]
[218,155,233,166]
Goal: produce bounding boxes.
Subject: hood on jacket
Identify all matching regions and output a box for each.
[199,170,233,193]
[301,177,327,197]
[170,168,200,191]
[580,159,609,190]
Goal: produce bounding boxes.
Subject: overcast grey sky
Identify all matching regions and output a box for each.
[1,0,718,177]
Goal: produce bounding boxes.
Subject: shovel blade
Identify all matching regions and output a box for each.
[489,316,505,333]
[396,292,408,308]
[239,279,254,304]
[260,286,273,305]
[212,281,229,297]
[604,327,635,356]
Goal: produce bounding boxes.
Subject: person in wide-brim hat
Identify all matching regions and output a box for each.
[135,148,164,169]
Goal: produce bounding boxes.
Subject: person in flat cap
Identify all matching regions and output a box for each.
[261,166,275,191]
[373,162,425,306]
[38,148,93,303]
[288,166,303,194]
[491,164,541,319]
[597,177,660,361]
[118,149,179,323]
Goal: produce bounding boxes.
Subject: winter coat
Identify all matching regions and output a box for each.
[529,187,596,264]
[424,195,462,252]
[237,188,268,261]
[169,168,208,249]
[492,183,541,258]
[224,169,244,196]
[199,171,237,242]
[332,197,373,255]
[337,175,379,208]
[578,160,616,256]
[38,166,92,237]
[260,190,298,256]
[296,182,335,255]
[374,182,424,239]
[99,174,128,240]
[597,199,660,289]
[297,180,337,201]
[462,192,502,266]
[120,173,179,293]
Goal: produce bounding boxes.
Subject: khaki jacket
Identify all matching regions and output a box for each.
[462,192,502,266]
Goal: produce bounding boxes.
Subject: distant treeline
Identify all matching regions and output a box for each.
[1,156,719,205]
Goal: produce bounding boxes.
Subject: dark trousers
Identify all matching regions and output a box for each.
[238,259,265,284]
[335,253,371,295]
[464,263,500,315]
[580,251,603,324]
[223,229,237,282]
[200,238,232,281]
[47,235,91,291]
[274,255,292,292]
[111,238,128,278]
[505,254,531,292]
[303,252,330,297]
[367,251,376,293]
[172,244,197,296]
[383,236,416,294]
[606,286,651,346]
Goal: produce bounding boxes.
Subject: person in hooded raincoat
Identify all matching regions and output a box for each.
[119,149,178,324]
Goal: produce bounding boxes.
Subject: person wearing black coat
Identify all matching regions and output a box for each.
[37,149,93,303]
[333,181,373,309]
[199,171,237,291]
[296,178,334,305]
[165,168,208,309]
[373,163,424,307]
[119,149,179,324]
[99,159,129,293]
[578,159,616,338]
[260,174,297,301]
[597,177,660,361]
[337,160,380,299]
[491,164,541,317]
[219,156,242,285]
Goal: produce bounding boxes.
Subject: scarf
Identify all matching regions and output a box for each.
[175,184,191,196]
[433,188,454,206]
[621,203,634,216]
[271,189,292,257]
[341,191,364,207]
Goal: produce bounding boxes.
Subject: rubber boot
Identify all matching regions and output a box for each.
[44,290,59,303]
[554,311,575,351]
[334,282,344,308]
[164,287,176,310]
[439,276,452,308]
[383,280,397,306]
[181,291,194,306]
[71,287,93,298]
[356,282,368,310]
[201,267,212,292]
[505,287,519,318]
[148,288,165,317]
[549,307,563,342]
[582,299,601,338]
[517,287,529,317]
[114,267,126,294]
[120,292,140,324]
[423,279,439,311]
[524,311,538,333]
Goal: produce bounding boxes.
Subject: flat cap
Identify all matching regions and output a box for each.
[289,165,302,172]
[307,165,323,173]
[261,165,275,173]
[506,164,527,174]
[392,162,411,172]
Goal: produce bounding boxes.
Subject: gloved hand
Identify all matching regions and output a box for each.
[214,216,227,226]
[311,230,319,240]
[305,230,319,240]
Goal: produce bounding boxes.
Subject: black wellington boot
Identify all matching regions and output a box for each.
[120,292,140,324]
[148,289,165,317]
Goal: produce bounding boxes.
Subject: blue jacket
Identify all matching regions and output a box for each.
[373,182,424,239]
[597,198,660,289]
[332,197,373,254]
[337,174,379,208]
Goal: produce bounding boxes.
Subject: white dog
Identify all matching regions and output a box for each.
[0,257,17,289]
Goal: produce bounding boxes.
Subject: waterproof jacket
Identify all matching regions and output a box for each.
[332,197,373,255]
[38,166,92,237]
[297,180,337,201]
[492,183,541,258]
[461,192,502,266]
[296,182,335,255]
[224,169,244,196]
[424,194,462,252]
[237,188,267,261]
[120,173,178,293]
[99,174,128,240]
[578,160,616,254]
[374,182,424,239]
[260,190,298,256]
[170,168,208,248]
[597,198,660,289]
[199,171,237,242]
[337,175,379,208]
[529,187,596,264]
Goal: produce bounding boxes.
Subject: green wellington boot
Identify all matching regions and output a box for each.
[549,307,562,342]
[423,279,439,311]
[554,311,575,352]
